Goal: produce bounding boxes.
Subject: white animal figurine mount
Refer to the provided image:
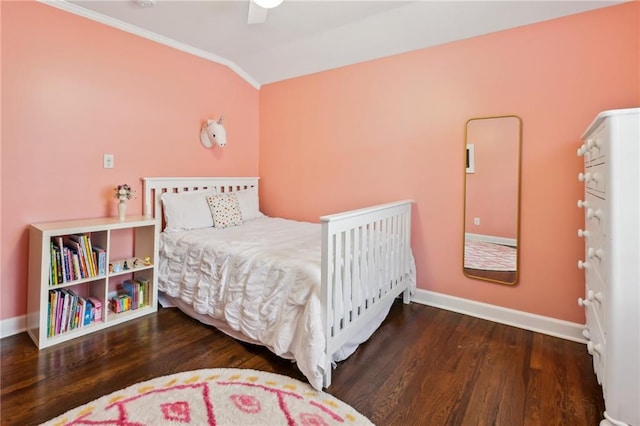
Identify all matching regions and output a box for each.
[200,115,227,148]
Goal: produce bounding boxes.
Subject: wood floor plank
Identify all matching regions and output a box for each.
[0,302,604,425]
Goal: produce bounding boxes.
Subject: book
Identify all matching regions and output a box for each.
[48,291,55,337]
[82,298,93,326]
[82,234,96,276]
[49,243,57,285]
[59,289,69,333]
[122,280,138,309]
[73,294,82,329]
[63,247,72,282]
[83,235,96,276]
[68,235,91,278]
[56,237,68,283]
[55,290,63,334]
[136,278,150,307]
[87,297,102,322]
[110,294,131,314]
[64,237,87,279]
[66,289,76,332]
[71,251,81,280]
[92,246,106,275]
[52,245,62,285]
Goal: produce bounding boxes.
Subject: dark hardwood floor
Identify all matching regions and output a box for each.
[1,301,604,425]
[463,268,517,284]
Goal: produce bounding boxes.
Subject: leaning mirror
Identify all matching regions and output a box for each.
[463,115,522,285]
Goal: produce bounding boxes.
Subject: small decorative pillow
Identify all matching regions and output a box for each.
[207,193,243,228]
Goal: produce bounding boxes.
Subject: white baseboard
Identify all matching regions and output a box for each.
[412,289,586,343]
[465,233,517,247]
[1,315,26,339]
[2,292,586,344]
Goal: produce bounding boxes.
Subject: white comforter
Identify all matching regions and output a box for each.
[159,217,327,388]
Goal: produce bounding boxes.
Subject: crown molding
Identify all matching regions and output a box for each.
[38,0,261,90]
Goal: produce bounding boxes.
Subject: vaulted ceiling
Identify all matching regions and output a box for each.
[48,0,623,88]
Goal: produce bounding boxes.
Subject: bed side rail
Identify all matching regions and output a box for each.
[320,200,413,383]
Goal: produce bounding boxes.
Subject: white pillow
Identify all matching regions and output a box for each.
[161,189,217,232]
[234,187,265,221]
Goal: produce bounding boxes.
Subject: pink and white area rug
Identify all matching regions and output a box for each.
[464,240,516,271]
[41,368,373,426]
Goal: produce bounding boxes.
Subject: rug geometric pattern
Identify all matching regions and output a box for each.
[41,368,373,426]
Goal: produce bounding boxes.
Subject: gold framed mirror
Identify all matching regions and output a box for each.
[463,115,522,285]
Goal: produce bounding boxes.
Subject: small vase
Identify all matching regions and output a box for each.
[118,200,127,221]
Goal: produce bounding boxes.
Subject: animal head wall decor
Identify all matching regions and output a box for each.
[200,115,227,148]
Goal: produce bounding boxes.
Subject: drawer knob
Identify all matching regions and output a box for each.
[577,200,589,208]
[587,290,603,303]
[577,145,587,156]
[586,208,602,220]
[578,229,591,238]
[582,328,591,339]
[587,341,602,355]
[587,248,604,259]
[578,260,590,270]
[578,297,591,307]
[579,172,601,183]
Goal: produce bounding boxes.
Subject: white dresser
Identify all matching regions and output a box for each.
[577,108,639,426]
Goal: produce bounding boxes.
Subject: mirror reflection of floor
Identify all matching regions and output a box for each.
[463,267,516,284]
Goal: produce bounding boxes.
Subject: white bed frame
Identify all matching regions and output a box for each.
[142,176,414,388]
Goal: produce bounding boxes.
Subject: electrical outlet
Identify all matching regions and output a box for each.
[474,217,480,225]
[103,154,114,169]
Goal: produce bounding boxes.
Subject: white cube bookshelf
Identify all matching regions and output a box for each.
[27,215,159,349]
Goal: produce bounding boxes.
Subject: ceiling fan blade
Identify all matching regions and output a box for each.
[247,0,269,24]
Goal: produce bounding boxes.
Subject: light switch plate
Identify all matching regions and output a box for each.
[103,154,114,169]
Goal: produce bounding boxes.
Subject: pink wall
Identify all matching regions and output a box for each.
[464,117,519,239]
[1,2,259,320]
[1,2,638,326]
[259,2,639,323]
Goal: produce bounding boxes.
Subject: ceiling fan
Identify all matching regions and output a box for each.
[247,0,284,24]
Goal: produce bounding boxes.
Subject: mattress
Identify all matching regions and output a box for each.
[158,217,394,389]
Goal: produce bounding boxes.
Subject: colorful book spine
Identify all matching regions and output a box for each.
[87,297,102,322]
[47,289,98,337]
[92,246,106,275]
[83,299,93,326]
[82,234,96,276]
[54,248,62,285]
[71,252,81,280]
[49,243,57,285]
[56,237,67,283]
[110,294,131,314]
[136,279,150,307]
[68,235,90,278]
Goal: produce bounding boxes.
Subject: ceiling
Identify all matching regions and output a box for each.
[48,0,623,88]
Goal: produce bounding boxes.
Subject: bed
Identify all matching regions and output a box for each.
[142,177,416,390]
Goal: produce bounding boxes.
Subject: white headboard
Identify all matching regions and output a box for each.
[141,177,259,220]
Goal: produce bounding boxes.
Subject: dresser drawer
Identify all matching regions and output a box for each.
[584,193,606,239]
[583,233,606,286]
[584,274,606,331]
[585,304,606,386]
[583,121,607,165]
[583,162,606,195]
